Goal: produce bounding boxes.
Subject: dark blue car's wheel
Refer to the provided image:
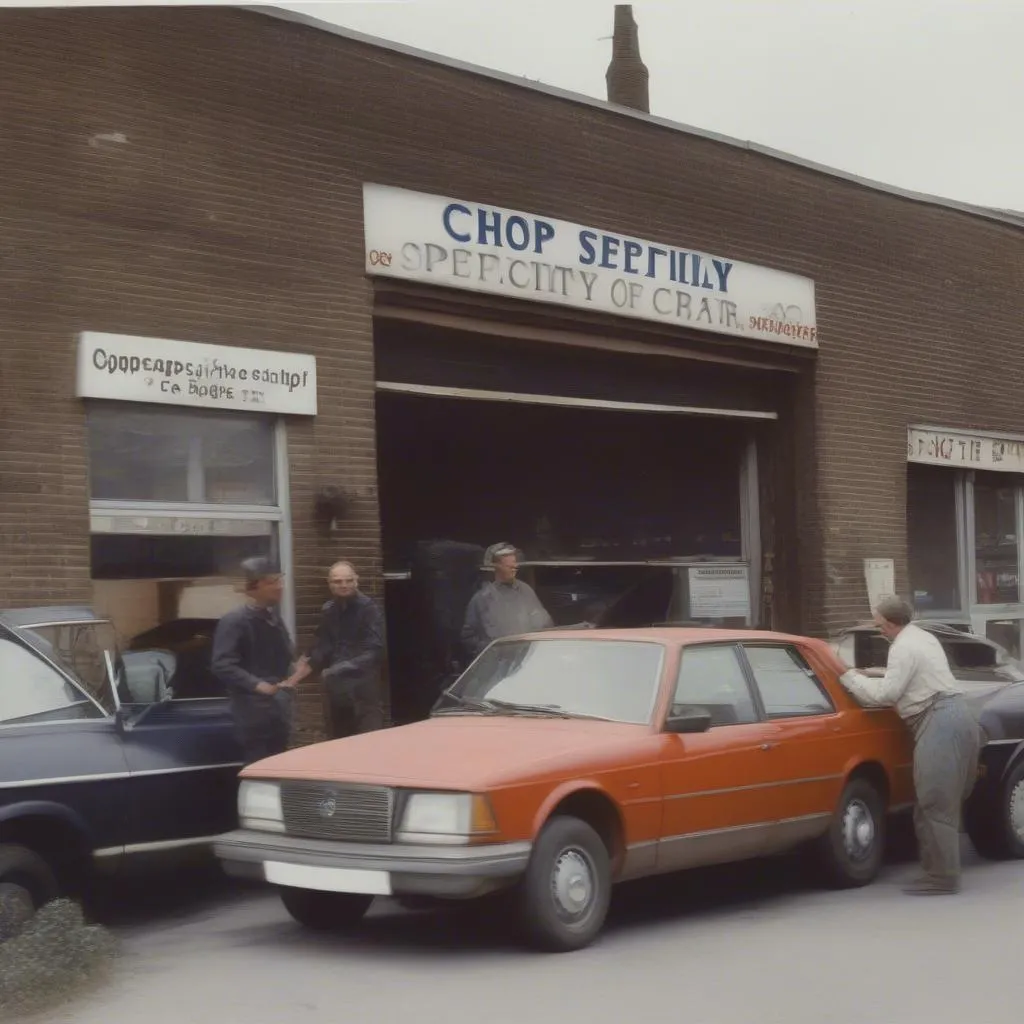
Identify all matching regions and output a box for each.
[0,845,58,942]
[967,760,1024,860]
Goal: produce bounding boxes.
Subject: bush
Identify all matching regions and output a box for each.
[0,899,118,1018]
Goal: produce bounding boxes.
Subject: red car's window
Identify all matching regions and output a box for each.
[673,645,759,727]
[743,645,835,719]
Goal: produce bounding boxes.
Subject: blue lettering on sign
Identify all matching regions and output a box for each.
[576,232,733,293]
[440,203,735,293]
[442,203,472,243]
[441,202,555,254]
[578,230,597,266]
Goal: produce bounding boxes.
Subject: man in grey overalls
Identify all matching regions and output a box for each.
[461,543,553,661]
[836,595,981,895]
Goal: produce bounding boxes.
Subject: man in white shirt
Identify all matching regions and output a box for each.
[836,595,981,895]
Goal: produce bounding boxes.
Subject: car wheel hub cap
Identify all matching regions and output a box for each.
[842,799,875,861]
[551,849,594,918]
[1009,780,1024,840]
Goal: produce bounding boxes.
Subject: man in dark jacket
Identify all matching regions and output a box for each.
[211,557,304,764]
[306,560,386,738]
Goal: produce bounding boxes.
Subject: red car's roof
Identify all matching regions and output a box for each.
[511,627,815,646]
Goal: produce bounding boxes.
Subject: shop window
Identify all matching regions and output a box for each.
[907,465,960,612]
[88,405,276,505]
[974,471,1019,604]
[87,403,285,701]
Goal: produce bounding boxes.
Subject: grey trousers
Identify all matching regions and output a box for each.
[909,694,981,883]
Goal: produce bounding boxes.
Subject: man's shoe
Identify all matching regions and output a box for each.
[903,876,959,896]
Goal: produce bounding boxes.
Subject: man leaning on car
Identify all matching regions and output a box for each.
[832,594,981,896]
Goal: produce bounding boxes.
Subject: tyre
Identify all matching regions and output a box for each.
[0,844,59,942]
[816,777,885,888]
[278,887,373,932]
[966,759,1024,861]
[518,816,611,953]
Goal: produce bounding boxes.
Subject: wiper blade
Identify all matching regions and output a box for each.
[483,699,572,719]
[433,694,503,715]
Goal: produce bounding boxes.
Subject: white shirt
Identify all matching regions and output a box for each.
[840,623,961,720]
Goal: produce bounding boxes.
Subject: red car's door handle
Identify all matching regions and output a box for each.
[760,742,777,751]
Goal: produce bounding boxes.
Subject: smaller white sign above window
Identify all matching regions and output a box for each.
[688,565,751,619]
[77,332,318,416]
[908,426,1024,473]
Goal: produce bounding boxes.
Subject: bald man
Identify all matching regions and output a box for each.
[306,561,386,737]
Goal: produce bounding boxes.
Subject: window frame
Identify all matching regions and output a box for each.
[0,624,109,730]
[737,642,837,721]
[86,403,296,636]
[668,641,763,729]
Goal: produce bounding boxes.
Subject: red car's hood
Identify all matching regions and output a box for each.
[243,714,650,789]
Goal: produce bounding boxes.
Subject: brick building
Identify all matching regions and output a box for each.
[1,5,1022,737]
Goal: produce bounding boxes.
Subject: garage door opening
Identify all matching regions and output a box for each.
[375,385,765,723]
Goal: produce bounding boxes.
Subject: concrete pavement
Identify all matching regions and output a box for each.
[47,845,1024,1024]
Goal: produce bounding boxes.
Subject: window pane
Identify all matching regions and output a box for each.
[744,645,834,719]
[91,533,273,700]
[673,645,758,727]
[974,472,1019,604]
[907,465,960,611]
[449,639,663,725]
[88,405,276,505]
[0,637,100,724]
[984,619,1022,662]
[27,621,117,710]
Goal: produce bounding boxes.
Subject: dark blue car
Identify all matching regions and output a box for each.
[0,606,243,939]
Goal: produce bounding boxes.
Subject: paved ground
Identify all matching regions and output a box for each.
[44,840,1024,1024]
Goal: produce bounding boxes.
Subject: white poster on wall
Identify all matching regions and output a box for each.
[363,183,818,349]
[77,332,318,415]
[688,566,751,619]
[863,558,896,613]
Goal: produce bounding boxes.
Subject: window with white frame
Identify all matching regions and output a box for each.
[86,402,290,697]
[907,463,1024,660]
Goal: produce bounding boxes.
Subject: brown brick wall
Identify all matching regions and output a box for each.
[0,8,1022,709]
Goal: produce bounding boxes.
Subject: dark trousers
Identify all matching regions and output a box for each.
[233,691,292,765]
[326,677,384,738]
[239,721,290,765]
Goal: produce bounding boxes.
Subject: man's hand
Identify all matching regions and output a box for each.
[254,681,278,696]
[279,657,312,691]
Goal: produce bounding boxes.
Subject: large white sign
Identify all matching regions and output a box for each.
[77,333,317,415]
[363,184,818,348]
[908,426,1024,473]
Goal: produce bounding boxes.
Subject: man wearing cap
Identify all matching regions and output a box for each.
[833,594,981,895]
[211,557,306,763]
[461,543,554,661]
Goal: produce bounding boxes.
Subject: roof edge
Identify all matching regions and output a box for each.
[251,5,1022,231]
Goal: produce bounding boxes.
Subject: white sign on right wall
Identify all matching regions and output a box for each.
[908,426,1024,472]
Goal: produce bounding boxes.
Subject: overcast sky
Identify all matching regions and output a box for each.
[279,0,1022,212]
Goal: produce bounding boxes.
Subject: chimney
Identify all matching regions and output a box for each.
[605,5,649,113]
